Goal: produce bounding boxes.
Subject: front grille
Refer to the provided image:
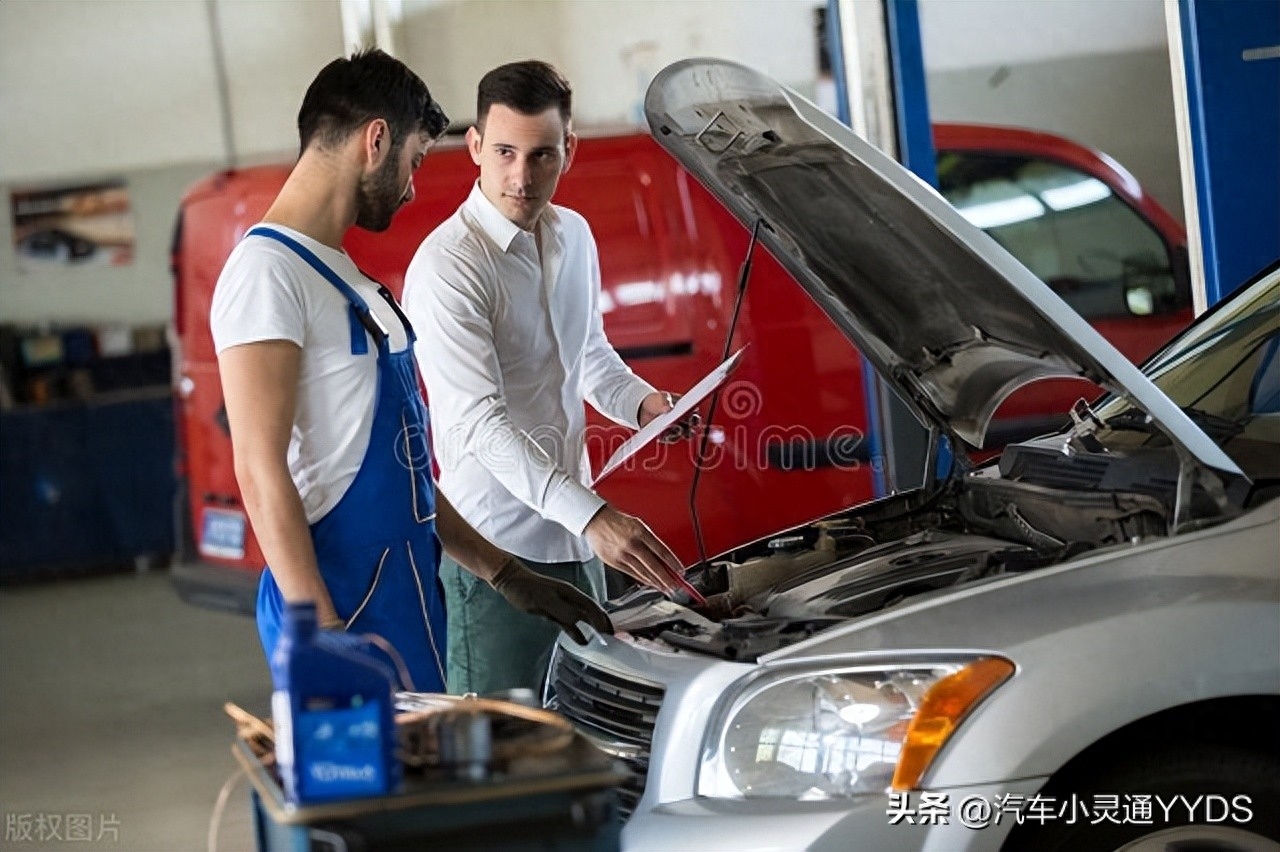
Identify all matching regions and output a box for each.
[547,651,664,818]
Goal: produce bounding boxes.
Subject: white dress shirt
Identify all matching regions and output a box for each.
[403,183,656,563]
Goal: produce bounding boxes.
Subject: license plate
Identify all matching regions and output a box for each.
[200,507,246,560]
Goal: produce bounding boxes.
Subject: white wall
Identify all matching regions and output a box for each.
[1,0,826,325]
[0,0,1182,326]
[919,0,1182,220]
[926,49,1182,221]
[920,0,1168,70]
[0,0,344,324]
[1,0,223,184]
[0,0,343,182]
[208,0,348,163]
[398,0,823,127]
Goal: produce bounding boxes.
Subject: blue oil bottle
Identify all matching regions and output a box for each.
[270,602,401,804]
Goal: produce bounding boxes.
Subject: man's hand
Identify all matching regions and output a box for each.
[638,391,700,444]
[489,557,614,645]
[584,505,684,593]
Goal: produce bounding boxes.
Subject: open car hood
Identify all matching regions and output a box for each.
[645,58,1241,475]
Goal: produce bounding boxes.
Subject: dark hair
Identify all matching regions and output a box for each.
[298,48,449,154]
[476,60,572,128]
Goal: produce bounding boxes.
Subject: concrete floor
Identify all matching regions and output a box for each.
[0,568,267,851]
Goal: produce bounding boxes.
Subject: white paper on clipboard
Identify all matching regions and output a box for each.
[592,346,748,486]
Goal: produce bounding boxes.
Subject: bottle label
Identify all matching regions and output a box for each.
[271,689,294,773]
[296,699,387,801]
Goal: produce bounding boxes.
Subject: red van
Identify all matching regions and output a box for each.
[171,124,1190,611]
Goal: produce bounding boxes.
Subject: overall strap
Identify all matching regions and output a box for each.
[247,226,387,355]
[346,255,418,346]
[373,283,418,347]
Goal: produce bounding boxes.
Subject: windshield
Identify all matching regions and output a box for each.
[1094,266,1280,483]
[938,151,1186,321]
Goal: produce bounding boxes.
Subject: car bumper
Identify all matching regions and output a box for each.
[171,559,259,615]
[620,778,1048,852]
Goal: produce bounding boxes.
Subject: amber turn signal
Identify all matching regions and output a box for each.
[892,657,1015,791]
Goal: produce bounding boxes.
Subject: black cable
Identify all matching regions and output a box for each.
[689,219,763,572]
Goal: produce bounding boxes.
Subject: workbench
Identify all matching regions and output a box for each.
[234,732,627,851]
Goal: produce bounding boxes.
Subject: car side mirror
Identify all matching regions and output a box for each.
[1122,252,1177,316]
[1124,283,1155,316]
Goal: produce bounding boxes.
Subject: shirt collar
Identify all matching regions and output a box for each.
[464,181,562,254]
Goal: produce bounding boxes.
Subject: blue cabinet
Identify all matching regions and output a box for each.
[0,392,175,580]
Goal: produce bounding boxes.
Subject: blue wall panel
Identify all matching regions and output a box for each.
[1180,0,1280,304]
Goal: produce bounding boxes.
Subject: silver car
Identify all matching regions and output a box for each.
[543,59,1280,852]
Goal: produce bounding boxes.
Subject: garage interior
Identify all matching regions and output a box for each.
[1,1,1275,851]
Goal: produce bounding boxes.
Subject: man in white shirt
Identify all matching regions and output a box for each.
[403,61,688,694]
[212,50,610,693]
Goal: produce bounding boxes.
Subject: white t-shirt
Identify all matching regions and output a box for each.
[210,225,409,524]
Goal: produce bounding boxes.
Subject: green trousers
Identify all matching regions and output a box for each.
[438,553,606,696]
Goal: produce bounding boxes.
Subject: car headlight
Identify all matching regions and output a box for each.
[697,657,1013,800]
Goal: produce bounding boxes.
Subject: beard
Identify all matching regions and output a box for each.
[354,154,405,232]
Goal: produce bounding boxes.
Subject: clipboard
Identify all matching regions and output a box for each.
[592,346,748,486]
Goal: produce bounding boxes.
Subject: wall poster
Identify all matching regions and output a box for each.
[10,180,135,272]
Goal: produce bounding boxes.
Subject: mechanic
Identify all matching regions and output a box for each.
[211,49,611,693]
[403,60,689,695]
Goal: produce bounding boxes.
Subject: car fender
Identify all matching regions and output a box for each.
[764,499,1280,788]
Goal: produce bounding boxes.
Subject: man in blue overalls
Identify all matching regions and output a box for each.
[211,49,611,693]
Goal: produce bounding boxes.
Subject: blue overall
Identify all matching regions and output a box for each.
[249,226,447,693]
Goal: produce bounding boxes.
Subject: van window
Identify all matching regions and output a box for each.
[937,151,1186,319]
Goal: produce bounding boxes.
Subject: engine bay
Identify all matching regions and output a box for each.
[608,436,1216,661]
